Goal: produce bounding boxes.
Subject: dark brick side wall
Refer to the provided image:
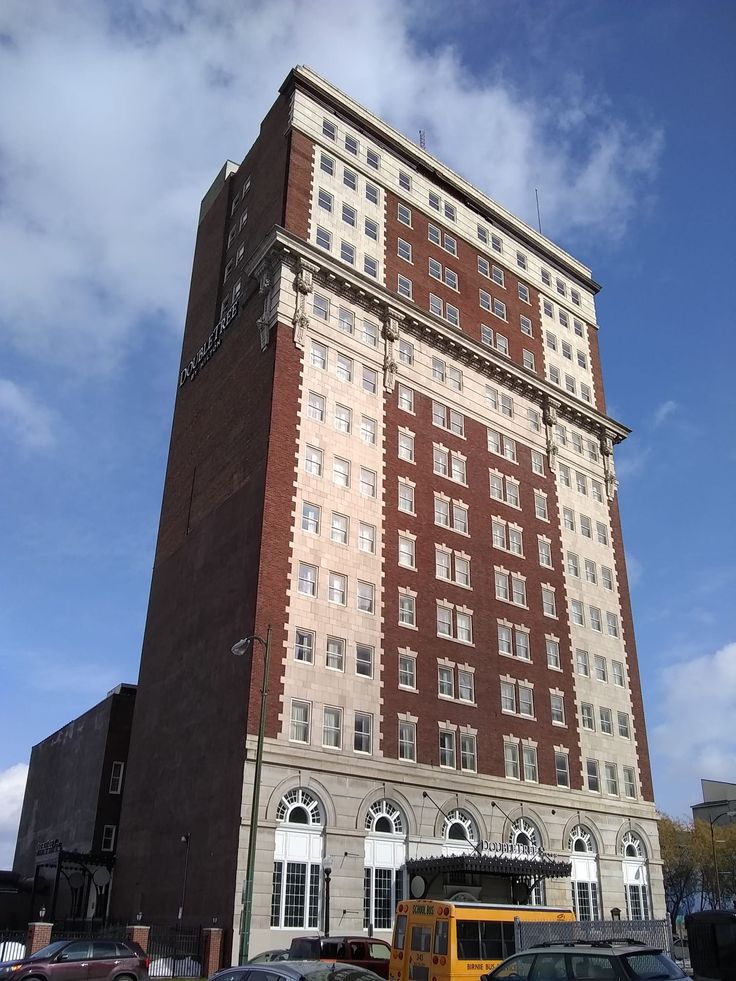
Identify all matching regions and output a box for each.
[381,383,582,789]
[587,324,607,416]
[13,697,117,875]
[608,492,654,802]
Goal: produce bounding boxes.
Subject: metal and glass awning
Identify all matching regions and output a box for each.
[406,852,573,880]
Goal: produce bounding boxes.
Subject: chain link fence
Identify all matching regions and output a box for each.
[514,917,674,954]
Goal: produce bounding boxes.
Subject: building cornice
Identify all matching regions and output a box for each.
[246,226,629,445]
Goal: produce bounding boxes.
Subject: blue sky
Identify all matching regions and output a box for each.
[1,0,734,866]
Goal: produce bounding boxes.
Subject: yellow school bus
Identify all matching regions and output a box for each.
[389,899,575,980]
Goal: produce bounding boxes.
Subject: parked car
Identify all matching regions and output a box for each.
[210,961,385,981]
[248,951,291,964]
[481,940,686,980]
[0,939,149,981]
[288,938,391,979]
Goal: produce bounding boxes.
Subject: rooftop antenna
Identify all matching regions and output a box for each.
[535,188,542,234]
[419,129,426,150]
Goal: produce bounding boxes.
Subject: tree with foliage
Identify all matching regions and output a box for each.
[659,815,700,927]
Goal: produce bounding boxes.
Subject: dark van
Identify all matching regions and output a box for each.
[288,937,391,979]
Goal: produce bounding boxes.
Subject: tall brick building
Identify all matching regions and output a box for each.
[112,66,663,955]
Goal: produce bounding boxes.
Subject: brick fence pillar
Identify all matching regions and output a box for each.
[126,925,151,954]
[202,928,224,976]
[26,922,53,956]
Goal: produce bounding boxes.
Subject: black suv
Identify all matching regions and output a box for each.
[482,940,686,980]
[0,939,149,981]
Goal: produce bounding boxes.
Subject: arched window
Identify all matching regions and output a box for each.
[568,825,599,920]
[364,800,406,931]
[442,809,478,854]
[508,818,545,905]
[621,831,649,920]
[271,789,324,929]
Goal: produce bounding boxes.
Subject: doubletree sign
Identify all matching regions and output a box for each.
[179,300,239,387]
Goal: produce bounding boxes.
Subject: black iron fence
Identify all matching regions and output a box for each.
[514,916,674,954]
[148,925,203,978]
[0,932,27,961]
[50,921,129,941]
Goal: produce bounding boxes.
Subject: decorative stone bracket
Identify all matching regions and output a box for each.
[291,258,319,350]
[254,256,276,352]
[543,398,559,470]
[382,308,404,392]
[601,434,618,500]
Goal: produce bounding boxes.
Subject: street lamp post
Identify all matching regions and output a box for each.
[709,809,736,909]
[323,859,332,937]
[178,834,190,921]
[231,625,272,965]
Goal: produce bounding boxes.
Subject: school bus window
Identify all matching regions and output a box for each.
[411,925,432,952]
[456,920,514,960]
[394,914,407,951]
[434,920,448,955]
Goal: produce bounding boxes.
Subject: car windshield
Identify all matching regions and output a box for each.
[622,953,686,980]
[28,942,69,961]
[299,967,381,981]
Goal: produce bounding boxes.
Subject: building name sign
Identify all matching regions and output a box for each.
[36,838,62,856]
[179,300,239,388]
[478,841,545,859]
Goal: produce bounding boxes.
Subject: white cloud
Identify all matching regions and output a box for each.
[0,379,56,450]
[0,0,663,379]
[653,399,677,428]
[615,442,650,482]
[0,763,28,868]
[652,642,736,810]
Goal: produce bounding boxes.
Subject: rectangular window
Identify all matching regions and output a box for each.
[399,535,416,569]
[538,538,552,568]
[581,703,595,730]
[320,153,334,176]
[516,251,527,271]
[504,741,520,779]
[364,217,378,241]
[109,762,125,794]
[397,274,412,299]
[428,191,441,212]
[534,492,548,521]
[101,824,116,851]
[444,202,456,222]
[317,225,332,252]
[612,661,625,687]
[491,233,503,253]
[523,349,535,371]
[555,752,570,788]
[322,707,342,749]
[551,693,565,725]
[366,148,380,170]
[519,686,534,717]
[295,629,315,664]
[338,241,354,264]
[365,183,379,205]
[542,587,556,617]
[302,502,321,535]
[594,654,607,682]
[439,730,456,768]
[313,293,329,322]
[356,642,374,676]
[328,571,347,605]
[332,457,351,488]
[399,721,416,761]
[589,606,602,632]
[501,681,517,713]
[623,766,636,798]
[358,521,376,554]
[298,562,317,597]
[438,665,454,698]
[518,283,530,303]
[322,118,337,140]
[398,170,412,192]
[344,133,358,155]
[605,762,619,795]
[460,734,477,772]
[357,581,375,614]
[546,638,560,669]
[290,700,311,743]
[398,238,412,262]
[304,445,323,477]
[571,599,585,626]
[326,637,345,671]
[600,707,613,735]
[354,712,373,753]
[477,224,488,244]
[398,481,415,514]
[576,649,590,677]
[523,745,538,782]
[399,655,416,690]
[331,512,349,545]
[458,669,474,702]
[342,202,357,227]
[587,759,600,792]
[618,712,631,739]
[343,167,357,190]
[398,593,416,627]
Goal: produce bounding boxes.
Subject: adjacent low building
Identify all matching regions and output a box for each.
[13,683,136,922]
